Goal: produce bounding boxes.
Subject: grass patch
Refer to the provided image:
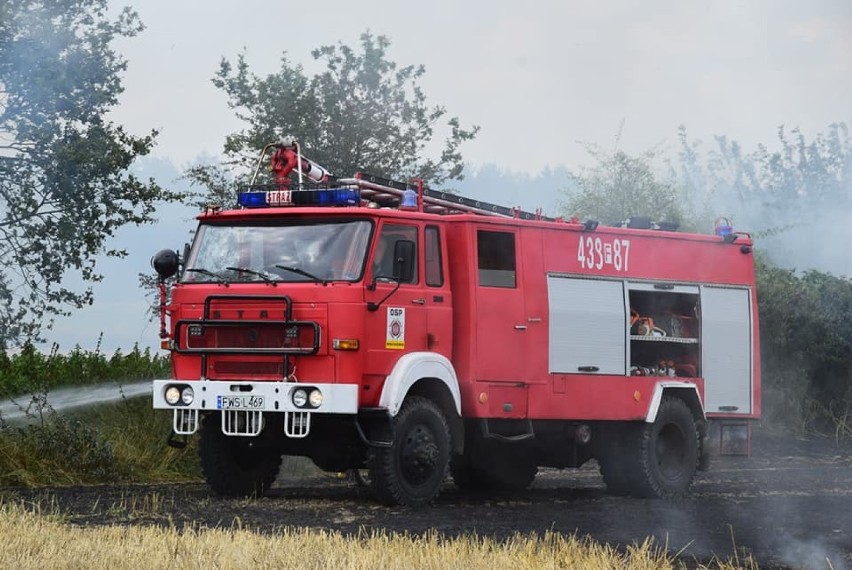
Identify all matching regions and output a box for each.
[0,500,755,569]
[0,397,200,487]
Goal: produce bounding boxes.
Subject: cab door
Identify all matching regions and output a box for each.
[474,228,526,383]
[423,225,453,359]
[363,222,428,375]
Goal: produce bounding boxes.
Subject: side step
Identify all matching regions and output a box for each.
[354,407,393,448]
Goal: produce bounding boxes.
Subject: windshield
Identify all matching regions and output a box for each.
[183,219,372,283]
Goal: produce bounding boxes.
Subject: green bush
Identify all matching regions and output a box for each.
[0,342,194,486]
[0,340,170,398]
[756,258,852,437]
[15,417,123,483]
[0,397,199,487]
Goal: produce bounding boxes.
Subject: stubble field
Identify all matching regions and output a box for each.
[2,426,850,569]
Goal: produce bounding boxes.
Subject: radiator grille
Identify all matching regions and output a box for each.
[213,361,284,376]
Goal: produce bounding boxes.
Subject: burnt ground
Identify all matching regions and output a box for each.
[3,426,851,569]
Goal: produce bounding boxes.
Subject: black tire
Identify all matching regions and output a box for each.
[599,397,699,499]
[199,414,282,497]
[367,396,450,507]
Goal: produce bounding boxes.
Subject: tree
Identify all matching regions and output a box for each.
[561,143,688,227]
[755,259,852,433]
[186,32,478,207]
[0,0,179,349]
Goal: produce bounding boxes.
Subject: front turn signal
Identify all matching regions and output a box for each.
[332,338,360,351]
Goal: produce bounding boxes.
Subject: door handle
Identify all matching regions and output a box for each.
[411,298,426,305]
[514,325,527,330]
[578,366,600,372]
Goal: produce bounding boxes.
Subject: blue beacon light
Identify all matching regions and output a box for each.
[400,188,417,209]
[238,188,361,208]
[238,192,269,208]
[714,217,733,236]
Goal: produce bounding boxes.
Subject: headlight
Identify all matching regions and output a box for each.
[308,389,323,408]
[165,386,181,405]
[181,386,194,405]
[292,388,308,407]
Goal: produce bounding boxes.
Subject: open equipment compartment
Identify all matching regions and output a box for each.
[627,282,701,378]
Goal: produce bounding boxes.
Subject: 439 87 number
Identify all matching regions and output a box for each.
[577,236,631,272]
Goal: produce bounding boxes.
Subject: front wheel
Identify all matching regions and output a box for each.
[368,396,450,507]
[199,414,282,497]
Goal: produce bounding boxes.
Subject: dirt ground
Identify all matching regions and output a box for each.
[3,426,851,569]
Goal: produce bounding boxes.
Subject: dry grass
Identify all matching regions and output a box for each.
[0,501,755,570]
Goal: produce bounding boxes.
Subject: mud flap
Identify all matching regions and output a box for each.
[697,418,711,471]
[698,432,711,471]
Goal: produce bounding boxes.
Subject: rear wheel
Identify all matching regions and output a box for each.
[199,414,282,497]
[639,397,699,498]
[599,397,699,499]
[368,396,450,507]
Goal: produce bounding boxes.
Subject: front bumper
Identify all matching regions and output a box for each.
[152,379,359,414]
[153,379,360,438]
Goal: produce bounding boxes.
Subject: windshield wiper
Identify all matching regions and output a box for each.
[185,268,230,285]
[225,266,276,284]
[274,264,328,285]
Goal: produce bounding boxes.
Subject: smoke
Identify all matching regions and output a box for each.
[454,162,575,218]
[674,122,852,277]
[756,495,850,569]
[777,535,847,570]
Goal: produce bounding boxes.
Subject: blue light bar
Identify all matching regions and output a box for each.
[239,192,270,208]
[238,188,361,209]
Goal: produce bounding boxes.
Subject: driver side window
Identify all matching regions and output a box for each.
[373,223,418,284]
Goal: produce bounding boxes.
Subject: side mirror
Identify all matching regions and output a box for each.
[366,239,416,312]
[393,239,416,282]
[152,249,179,280]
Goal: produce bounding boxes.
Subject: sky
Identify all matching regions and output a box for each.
[43,0,852,353]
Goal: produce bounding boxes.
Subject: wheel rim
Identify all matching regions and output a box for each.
[400,422,439,486]
[656,422,688,480]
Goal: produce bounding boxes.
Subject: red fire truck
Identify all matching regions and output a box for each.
[151,139,760,506]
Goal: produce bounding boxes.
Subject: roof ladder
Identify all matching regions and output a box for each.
[337,172,555,221]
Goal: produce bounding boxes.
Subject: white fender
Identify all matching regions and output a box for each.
[645,381,705,423]
[378,352,462,417]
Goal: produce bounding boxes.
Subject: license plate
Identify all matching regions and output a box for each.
[217,395,265,410]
